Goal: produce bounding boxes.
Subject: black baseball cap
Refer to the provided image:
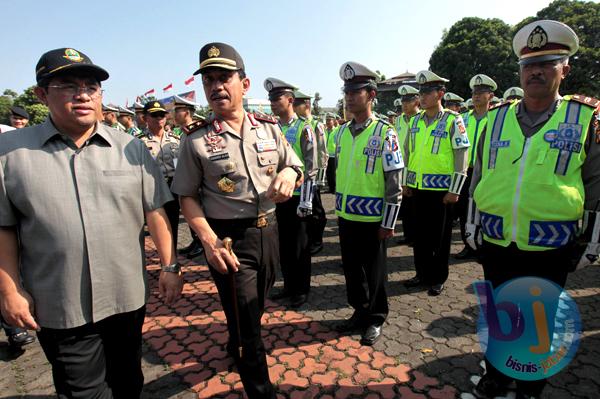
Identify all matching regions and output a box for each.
[193,42,244,75]
[143,101,167,114]
[36,48,109,84]
[10,106,29,119]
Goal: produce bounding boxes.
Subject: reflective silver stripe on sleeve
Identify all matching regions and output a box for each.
[449,172,467,195]
[381,202,401,229]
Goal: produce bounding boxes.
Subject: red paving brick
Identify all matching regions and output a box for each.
[142,241,444,398]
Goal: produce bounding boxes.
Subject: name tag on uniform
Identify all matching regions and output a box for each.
[256,139,277,152]
[209,153,230,161]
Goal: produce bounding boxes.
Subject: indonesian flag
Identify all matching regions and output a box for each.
[184,76,195,86]
[144,89,155,96]
[178,90,196,102]
[163,83,173,92]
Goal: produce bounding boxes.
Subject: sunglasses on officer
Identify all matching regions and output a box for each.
[419,86,444,95]
[149,112,167,118]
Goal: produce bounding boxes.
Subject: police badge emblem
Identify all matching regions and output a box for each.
[527,26,548,49]
[343,64,355,80]
[475,76,483,85]
[207,46,220,58]
[418,73,427,84]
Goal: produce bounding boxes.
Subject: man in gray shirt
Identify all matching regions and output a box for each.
[0,48,182,399]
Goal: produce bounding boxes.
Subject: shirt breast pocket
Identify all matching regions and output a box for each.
[100,170,139,204]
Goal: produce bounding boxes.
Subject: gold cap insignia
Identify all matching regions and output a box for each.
[207,46,220,58]
[63,48,84,62]
[154,102,160,107]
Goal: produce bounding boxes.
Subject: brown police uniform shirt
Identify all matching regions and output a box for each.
[140,131,180,179]
[0,118,172,329]
[171,112,303,219]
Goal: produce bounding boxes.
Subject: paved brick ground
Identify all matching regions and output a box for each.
[1,192,599,398]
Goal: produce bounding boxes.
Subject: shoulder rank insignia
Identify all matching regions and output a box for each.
[135,132,146,139]
[252,112,277,124]
[183,119,209,135]
[444,108,459,116]
[570,94,600,109]
[489,100,512,111]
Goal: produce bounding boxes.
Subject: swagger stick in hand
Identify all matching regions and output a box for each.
[222,237,242,358]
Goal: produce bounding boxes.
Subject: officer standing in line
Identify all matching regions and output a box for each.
[172,43,303,399]
[171,95,204,258]
[395,85,420,246]
[102,104,125,131]
[140,101,182,247]
[402,70,470,296]
[293,89,328,255]
[386,111,397,126]
[454,74,496,260]
[325,112,339,194]
[133,101,147,132]
[467,20,600,399]
[9,106,30,129]
[334,61,403,346]
[503,86,524,101]
[265,78,317,308]
[117,106,141,135]
[443,92,465,113]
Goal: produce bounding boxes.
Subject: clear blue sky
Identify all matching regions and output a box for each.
[0,0,584,107]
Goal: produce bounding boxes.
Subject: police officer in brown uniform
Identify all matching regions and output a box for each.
[140,101,181,247]
[171,42,303,399]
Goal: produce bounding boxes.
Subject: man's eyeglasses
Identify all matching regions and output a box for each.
[47,84,103,98]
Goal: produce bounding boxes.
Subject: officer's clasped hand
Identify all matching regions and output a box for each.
[465,222,482,252]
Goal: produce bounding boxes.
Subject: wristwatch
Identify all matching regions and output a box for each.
[290,165,303,182]
[161,263,182,275]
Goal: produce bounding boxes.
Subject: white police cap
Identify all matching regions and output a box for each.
[503,87,524,100]
[513,19,579,65]
[339,61,378,91]
[469,74,497,91]
[397,85,419,97]
[393,98,402,107]
[415,70,449,86]
[443,92,464,103]
[117,106,134,116]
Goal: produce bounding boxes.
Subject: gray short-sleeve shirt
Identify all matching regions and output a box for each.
[0,118,173,329]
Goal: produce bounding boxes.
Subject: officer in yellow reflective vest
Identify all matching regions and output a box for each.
[334,61,403,346]
[293,90,328,255]
[443,92,465,113]
[503,86,524,102]
[467,20,600,399]
[264,78,317,308]
[455,74,497,260]
[325,112,339,193]
[403,70,470,296]
[395,85,420,246]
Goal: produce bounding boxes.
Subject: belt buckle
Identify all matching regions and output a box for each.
[256,216,268,228]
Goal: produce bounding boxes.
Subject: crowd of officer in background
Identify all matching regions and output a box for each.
[1,17,599,399]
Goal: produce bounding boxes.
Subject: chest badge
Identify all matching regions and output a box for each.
[217,176,236,193]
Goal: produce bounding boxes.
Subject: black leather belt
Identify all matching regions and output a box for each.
[207,213,276,229]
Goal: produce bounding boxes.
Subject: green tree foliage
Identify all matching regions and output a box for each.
[0,86,49,125]
[0,95,12,124]
[515,0,600,97]
[26,104,50,125]
[429,17,518,99]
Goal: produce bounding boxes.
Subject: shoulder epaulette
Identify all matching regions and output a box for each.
[444,108,459,116]
[570,94,600,109]
[376,118,392,127]
[252,112,277,124]
[489,100,512,111]
[183,119,209,135]
[135,132,146,139]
